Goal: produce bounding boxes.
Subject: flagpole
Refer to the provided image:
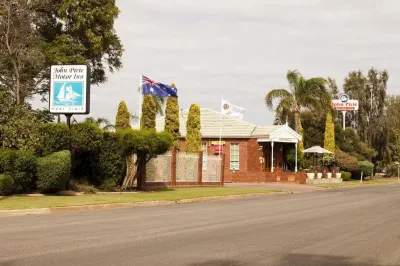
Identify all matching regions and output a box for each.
[139,74,142,129]
[219,96,223,157]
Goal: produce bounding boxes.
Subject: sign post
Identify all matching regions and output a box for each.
[49,65,91,127]
[332,94,359,130]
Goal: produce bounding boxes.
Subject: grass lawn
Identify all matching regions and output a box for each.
[0,187,280,210]
[310,178,400,188]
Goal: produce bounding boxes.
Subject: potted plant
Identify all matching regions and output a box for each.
[323,156,336,179]
[307,167,315,179]
[316,166,322,179]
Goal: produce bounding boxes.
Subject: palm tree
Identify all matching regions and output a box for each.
[265,70,329,133]
[138,86,165,116]
[84,117,115,131]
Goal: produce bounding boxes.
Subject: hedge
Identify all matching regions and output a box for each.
[351,161,374,179]
[36,151,71,193]
[340,171,352,181]
[0,149,37,193]
[335,149,358,172]
[0,174,14,196]
[38,123,70,156]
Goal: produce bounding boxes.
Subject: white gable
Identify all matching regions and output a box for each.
[258,124,302,143]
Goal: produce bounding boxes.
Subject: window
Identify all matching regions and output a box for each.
[202,143,208,171]
[230,143,240,171]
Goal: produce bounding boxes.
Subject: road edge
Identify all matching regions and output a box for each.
[0,191,289,217]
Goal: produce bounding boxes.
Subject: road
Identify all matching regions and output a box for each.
[1,184,400,266]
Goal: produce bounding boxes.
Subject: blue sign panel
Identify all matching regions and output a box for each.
[53,82,84,106]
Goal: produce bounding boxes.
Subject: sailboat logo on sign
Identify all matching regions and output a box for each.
[53,82,83,106]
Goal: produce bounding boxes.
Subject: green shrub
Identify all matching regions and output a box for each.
[351,161,374,179]
[12,150,37,193]
[0,149,16,173]
[70,122,103,153]
[0,174,14,196]
[36,151,71,193]
[335,149,358,172]
[384,163,398,177]
[38,123,70,156]
[100,179,117,192]
[69,180,98,194]
[340,171,352,181]
[0,149,37,193]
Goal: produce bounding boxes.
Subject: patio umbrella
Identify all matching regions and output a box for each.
[303,146,333,174]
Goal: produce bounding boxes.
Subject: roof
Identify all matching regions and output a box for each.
[154,108,300,140]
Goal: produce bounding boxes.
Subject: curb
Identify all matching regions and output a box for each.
[0,192,287,217]
[319,181,400,189]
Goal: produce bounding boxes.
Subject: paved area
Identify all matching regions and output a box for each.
[225,182,325,193]
[1,184,400,265]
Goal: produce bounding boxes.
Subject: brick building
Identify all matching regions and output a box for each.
[156,108,306,183]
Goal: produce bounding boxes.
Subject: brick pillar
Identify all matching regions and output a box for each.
[220,153,225,186]
[171,148,177,187]
[198,151,203,185]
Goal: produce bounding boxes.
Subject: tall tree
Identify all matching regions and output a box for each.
[343,68,388,162]
[185,104,202,153]
[115,101,131,130]
[0,0,123,103]
[327,77,339,99]
[137,87,165,116]
[265,69,329,133]
[164,84,180,147]
[141,95,156,130]
[323,109,335,163]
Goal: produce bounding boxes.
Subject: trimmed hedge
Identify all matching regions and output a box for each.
[0,174,14,196]
[38,123,70,156]
[351,161,374,179]
[0,149,37,193]
[340,171,352,181]
[335,149,358,172]
[36,151,71,193]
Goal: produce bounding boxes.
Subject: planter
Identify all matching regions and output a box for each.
[317,173,322,179]
[327,173,332,179]
[306,173,315,180]
[336,173,342,179]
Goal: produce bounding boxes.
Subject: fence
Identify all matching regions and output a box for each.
[144,150,225,189]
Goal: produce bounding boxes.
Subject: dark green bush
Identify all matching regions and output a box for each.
[100,179,117,192]
[12,150,37,193]
[0,149,37,193]
[38,123,70,156]
[336,149,358,172]
[340,171,352,181]
[0,174,14,196]
[384,163,398,177]
[96,132,126,186]
[36,151,71,193]
[351,161,374,179]
[70,123,103,153]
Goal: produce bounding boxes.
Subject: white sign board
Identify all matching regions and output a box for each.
[49,65,90,114]
[332,100,359,111]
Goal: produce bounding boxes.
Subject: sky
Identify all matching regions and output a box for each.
[34,0,400,125]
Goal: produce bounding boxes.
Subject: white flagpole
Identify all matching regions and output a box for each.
[139,74,143,129]
[219,96,223,157]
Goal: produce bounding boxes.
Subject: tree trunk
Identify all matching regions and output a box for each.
[136,153,147,191]
[294,111,300,133]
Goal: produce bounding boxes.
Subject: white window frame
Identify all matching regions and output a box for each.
[202,143,208,171]
[230,143,240,171]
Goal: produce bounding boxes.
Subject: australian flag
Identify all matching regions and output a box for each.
[141,75,178,97]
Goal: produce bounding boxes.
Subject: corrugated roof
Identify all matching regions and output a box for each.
[155,108,284,138]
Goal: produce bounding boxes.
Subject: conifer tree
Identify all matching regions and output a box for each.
[115,101,131,130]
[164,84,180,146]
[185,104,202,153]
[141,95,156,130]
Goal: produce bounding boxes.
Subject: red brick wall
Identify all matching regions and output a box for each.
[178,137,305,184]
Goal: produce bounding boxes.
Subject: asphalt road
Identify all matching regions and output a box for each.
[1,184,400,266]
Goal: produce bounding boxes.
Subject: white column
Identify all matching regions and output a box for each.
[271,142,274,173]
[295,142,298,173]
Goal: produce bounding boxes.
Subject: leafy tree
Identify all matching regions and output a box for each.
[115,101,131,130]
[85,117,114,131]
[119,129,173,190]
[137,86,166,115]
[33,108,55,123]
[141,95,156,130]
[301,110,325,148]
[323,110,335,152]
[265,69,329,133]
[164,84,180,147]
[0,0,123,103]
[335,127,375,161]
[185,104,202,153]
[0,91,40,151]
[327,77,339,99]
